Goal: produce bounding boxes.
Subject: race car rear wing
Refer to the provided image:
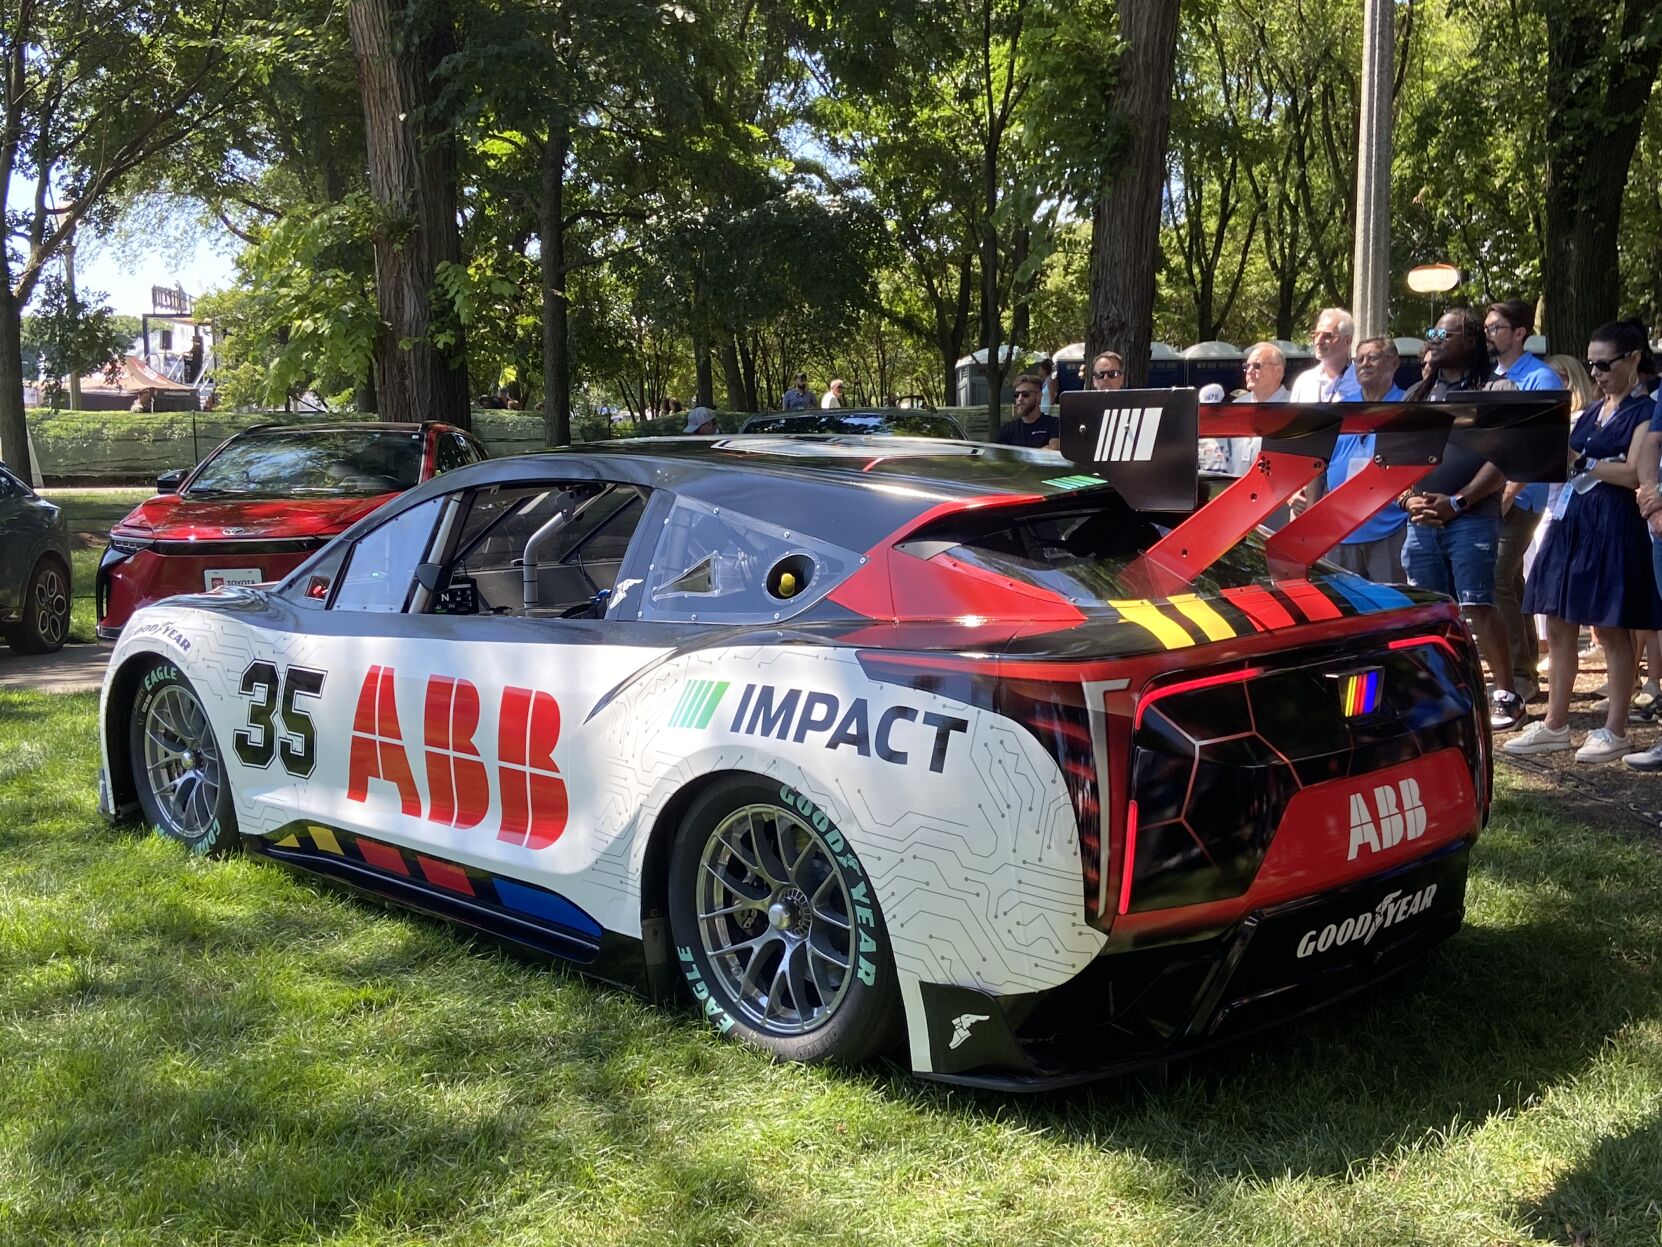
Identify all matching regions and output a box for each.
[1058,388,1572,599]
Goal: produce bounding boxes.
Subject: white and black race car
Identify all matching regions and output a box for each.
[97,394,1566,1087]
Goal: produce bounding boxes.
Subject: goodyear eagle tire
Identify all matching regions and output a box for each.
[128,660,239,855]
[668,775,900,1064]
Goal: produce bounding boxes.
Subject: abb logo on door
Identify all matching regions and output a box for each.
[347,665,569,849]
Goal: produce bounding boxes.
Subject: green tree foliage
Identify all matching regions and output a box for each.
[195,202,380,409]
[47,0,1662,437]
[0,0,253,476]
[19,278,133,407]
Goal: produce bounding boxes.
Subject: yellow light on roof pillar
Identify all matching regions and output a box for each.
[1406,263,1461,294]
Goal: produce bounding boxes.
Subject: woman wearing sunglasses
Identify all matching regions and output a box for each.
[1507,319,1662,762]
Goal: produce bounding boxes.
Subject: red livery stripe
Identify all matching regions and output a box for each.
[417,854,475,895]
[1219,585,1295,630]
[1278,579,1343,621]
[357,837,411,876]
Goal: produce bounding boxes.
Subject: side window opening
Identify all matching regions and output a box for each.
[330,497,445,612]
[639,495,858,623]
[440,482,648,618]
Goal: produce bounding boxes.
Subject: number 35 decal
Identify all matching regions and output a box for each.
[235,661,326,776]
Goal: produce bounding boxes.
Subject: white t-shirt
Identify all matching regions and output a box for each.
[1288,365,1347,403]
[820,390,841,409]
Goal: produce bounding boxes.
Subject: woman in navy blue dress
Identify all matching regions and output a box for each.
[1509,320,1662,762]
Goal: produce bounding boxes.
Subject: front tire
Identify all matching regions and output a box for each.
[8,556,69,654]
[668,775,900,1064]
[127,661,239,855]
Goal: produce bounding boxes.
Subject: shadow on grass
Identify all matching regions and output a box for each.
[878,809,1662,1187]
[1523,1110,1662,1245]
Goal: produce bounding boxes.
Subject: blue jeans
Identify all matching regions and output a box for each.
[1402,513,1500,606]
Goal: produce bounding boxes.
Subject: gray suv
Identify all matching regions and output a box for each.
[0,463,72,653]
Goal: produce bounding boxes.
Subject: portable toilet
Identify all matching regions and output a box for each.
[1149,341,1185,388]
[954,345,1029,407]
[1053,341,1087,392]
[1182,340,1244,395]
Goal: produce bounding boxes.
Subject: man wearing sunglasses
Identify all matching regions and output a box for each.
[1485,300,1559,705]
[995,372,1060,448]
[1090,351,1126,390]
[1289,307,1362,402]
[1199,343,1289,477]
[1400,308,1523,729]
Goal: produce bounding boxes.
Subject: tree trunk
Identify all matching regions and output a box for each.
[540,115,572,446]
[1088,0,1181,385]
[936,256,972,404]
[1540,15,1661,356]
[1011,223,1031,349]
[719,337,746,411]
[691,272,714,409]
[0,279,28,482]
[738,337,759,411]
[348,0,471,429]
[980,194,1003,437]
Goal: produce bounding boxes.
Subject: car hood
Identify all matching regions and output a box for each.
[112,492,395,541]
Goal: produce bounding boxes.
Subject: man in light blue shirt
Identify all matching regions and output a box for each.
[1315,336,1406,581]
[1486,300,1558,700]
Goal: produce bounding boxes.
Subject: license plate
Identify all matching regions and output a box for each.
[204,567,264,590]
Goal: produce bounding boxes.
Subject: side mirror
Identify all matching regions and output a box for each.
[155,468,187,495]
[415,561,451,594]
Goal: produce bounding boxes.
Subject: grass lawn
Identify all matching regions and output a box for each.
[1,690,1659,1246]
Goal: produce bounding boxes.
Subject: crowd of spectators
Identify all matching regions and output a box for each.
[978,300,1662,766]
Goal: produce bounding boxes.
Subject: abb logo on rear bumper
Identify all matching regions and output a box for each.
[1348,778,1426,860]
[1258,750,1474,896]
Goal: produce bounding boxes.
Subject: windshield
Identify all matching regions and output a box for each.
[186,429,425,498]
[739,413,962,438]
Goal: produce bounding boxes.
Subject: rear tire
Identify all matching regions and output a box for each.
[668,775,900,1064]
[8,556,69,655]
[127,660,239,855]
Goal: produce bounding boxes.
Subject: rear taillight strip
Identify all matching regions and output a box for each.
[1119,799,1140,915]
[1133,666,1263,729]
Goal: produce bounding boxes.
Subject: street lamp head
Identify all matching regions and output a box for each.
[1406,263,1462,294]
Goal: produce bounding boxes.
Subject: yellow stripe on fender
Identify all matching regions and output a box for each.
[274,834,300,848]
[1167,593,1236,642]
[309,825,343,855]
[1110,599,1194,649]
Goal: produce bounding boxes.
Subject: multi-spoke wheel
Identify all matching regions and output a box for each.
[668,775,898,1063]
[7,557,69,655]
[127,661,239,855]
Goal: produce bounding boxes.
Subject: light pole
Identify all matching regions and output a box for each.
[1351,0,1395,340]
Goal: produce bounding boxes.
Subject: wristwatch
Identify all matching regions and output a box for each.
[1449,493,1468,514]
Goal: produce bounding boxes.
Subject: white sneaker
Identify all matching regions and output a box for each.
[1576,728,1634,763]
[1503,721,1572,754]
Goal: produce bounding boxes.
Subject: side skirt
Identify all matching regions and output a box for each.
[248,821,653,994]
